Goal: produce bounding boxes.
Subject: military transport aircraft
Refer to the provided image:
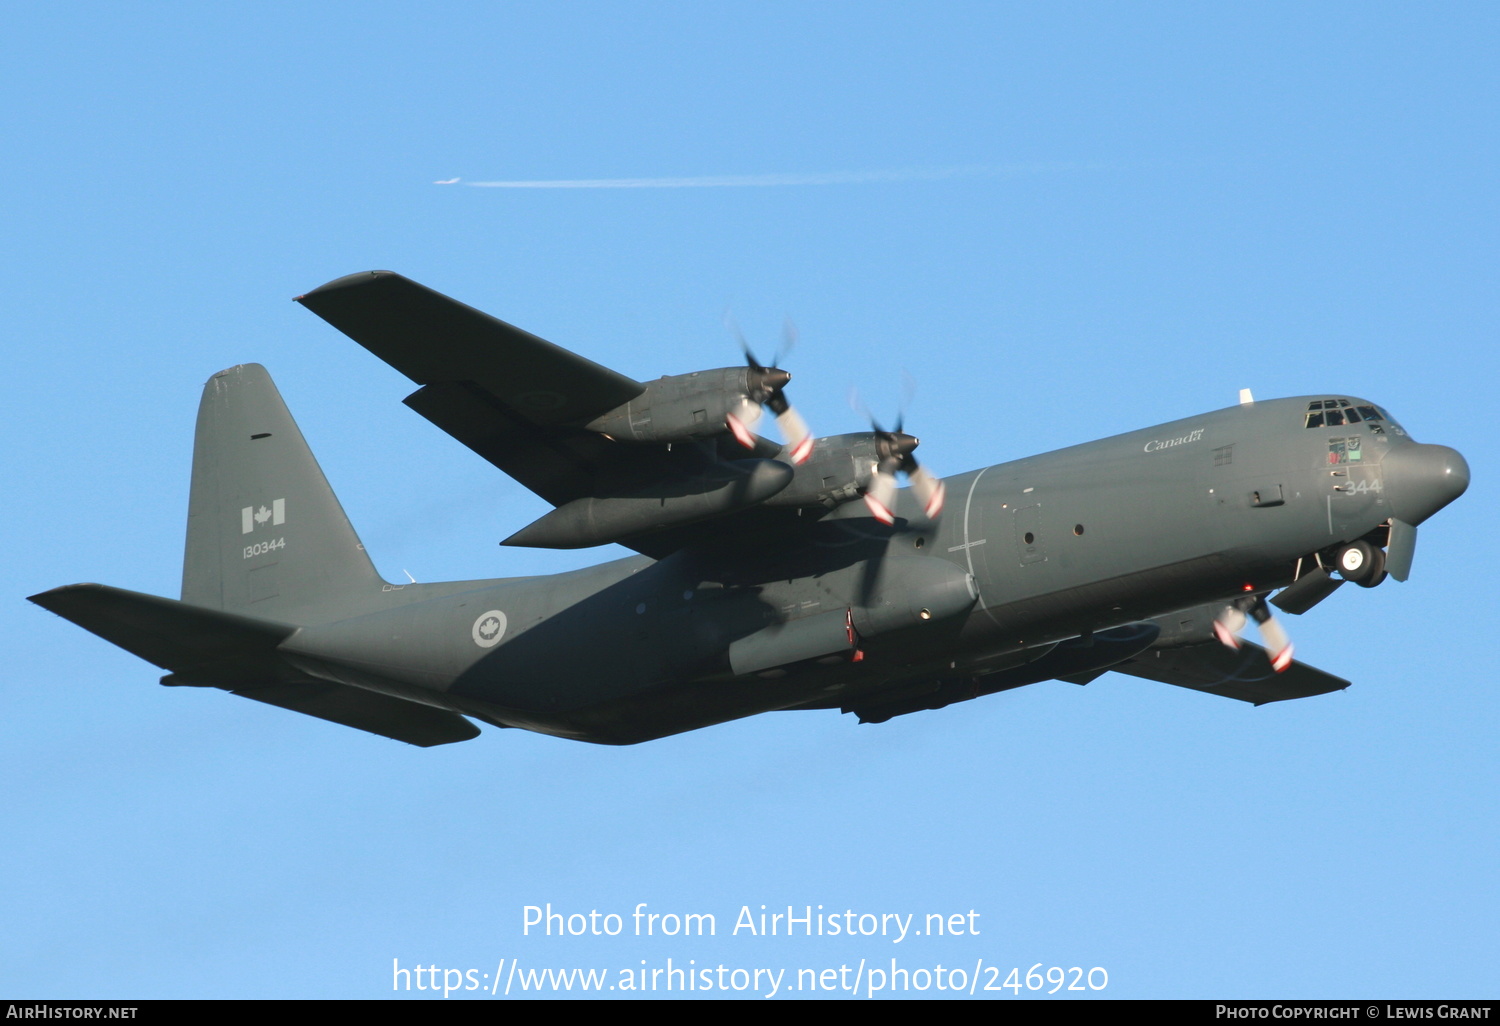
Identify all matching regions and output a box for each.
[28,272,1470,746]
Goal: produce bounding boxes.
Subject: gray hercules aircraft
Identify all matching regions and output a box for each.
[29,272,1471,746]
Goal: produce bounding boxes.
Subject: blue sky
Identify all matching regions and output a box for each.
[4,2,1496,999]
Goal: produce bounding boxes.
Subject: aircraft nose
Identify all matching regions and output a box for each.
[1381,443,1470,525]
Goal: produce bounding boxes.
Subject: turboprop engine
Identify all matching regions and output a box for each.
[585,363,812,462]
[501,458,795,549]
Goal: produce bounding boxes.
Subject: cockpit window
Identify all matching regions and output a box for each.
[1306,398,1384,429]
[1376,406,1407,436]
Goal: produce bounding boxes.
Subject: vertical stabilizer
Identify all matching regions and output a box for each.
[182,364,384,621]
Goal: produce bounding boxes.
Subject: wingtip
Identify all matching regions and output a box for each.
[27,583,103,613]
[296,270,400,304]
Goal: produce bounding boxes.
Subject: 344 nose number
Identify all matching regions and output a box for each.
[243,538,285,559]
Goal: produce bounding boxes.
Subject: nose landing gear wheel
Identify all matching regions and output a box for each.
[1335,540,1386,587]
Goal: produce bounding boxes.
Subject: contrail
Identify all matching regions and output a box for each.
[438,163,1098,189]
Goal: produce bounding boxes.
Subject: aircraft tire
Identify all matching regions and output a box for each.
[1336,541,1381,586]
[1355,547,1387,588]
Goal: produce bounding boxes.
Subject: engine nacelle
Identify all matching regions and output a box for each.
[585,367,757,443]
[501,458,793,549]
[761,433,882,508]
[726,556,978,677]
[850,556,978,637]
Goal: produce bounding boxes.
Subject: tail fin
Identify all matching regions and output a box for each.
[181,364,385,621]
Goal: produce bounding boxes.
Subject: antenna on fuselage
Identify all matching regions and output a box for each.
[1239,388,1255,404]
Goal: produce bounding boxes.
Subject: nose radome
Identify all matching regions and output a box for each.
[1382,443,1470,525]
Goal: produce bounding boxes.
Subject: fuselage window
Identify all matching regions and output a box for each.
[1328,437,1363,464]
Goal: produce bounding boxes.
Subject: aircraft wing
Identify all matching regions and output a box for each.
[1090,640,1351,705]
[296,272,692,506]
[297,271,805,557]
[296,271,645,427]
[399,378,715,507]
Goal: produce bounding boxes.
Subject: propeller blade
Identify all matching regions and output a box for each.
[863,467,897,525]
[725,396,764,448]
[727,318,811,460]
[856,376,943,520]
[728,396,763,426]
[1213,605,1247,649]
[907,463,946,519]
[1257,614,1295,673]
[724,310,759,368]
[898,368,918,426]
[780,318,799,366]
[848,386,876,427]
[726,412,758,450]
[775,405,814,464]
[1240,594,1294,673]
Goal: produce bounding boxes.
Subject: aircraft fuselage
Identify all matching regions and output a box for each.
[276,394,1463,743]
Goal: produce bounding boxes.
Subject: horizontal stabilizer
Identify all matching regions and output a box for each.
[296,271,644,427]
[1104,640,1350,705]
[29,583,295,676]
[30,584,478,747]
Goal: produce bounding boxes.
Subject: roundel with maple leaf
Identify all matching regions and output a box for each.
[470,610,508,649]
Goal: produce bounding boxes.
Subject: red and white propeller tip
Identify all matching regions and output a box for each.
[864,469,898,524]
[725,408,760,450]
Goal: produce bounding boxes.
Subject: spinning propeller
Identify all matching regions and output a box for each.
[723,316,814,464]
[1213,590,1294,672]
[858,408,946,525]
